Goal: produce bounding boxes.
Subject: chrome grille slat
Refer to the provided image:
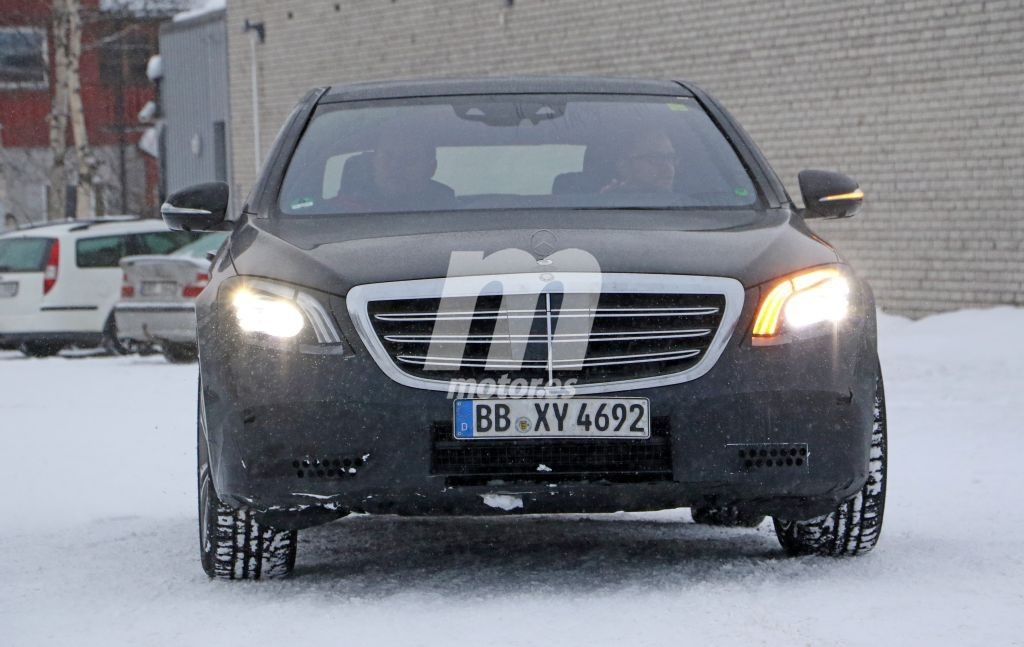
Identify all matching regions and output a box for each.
[374,306,720,322]
[396,348,702,369]
[384,328,712,344]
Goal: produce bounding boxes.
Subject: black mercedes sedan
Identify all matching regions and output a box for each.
[162,77,885,579]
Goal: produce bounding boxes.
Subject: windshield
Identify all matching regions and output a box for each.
[0,237,52,273]
[278,94,758,216]
[172,232,228,259]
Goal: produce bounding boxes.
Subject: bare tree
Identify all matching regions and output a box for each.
[47,0,71,221]
[4,0,187,224]
[66,0,103,218]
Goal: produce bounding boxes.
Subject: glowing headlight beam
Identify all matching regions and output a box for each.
[752,268,849,338]
[783,276,850,329]
[232,288,306,338]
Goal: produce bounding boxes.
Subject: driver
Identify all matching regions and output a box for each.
[344,128,455,211]
[600,129,677,194]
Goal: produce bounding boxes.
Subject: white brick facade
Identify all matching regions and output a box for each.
[225,0,1024,317]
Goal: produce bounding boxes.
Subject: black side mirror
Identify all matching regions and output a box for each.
[161,182,230,232]
[798,170,863,219]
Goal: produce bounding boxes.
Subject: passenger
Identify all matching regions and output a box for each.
[600,129,677,194]
[343,128,455,211]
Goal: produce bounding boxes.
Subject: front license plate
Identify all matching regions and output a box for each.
[140,281,178,297]
[454,398,650,440]
[0,281,17,298]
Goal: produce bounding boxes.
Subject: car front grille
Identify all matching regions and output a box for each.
[367,292,724,385]
[347,273,744,394]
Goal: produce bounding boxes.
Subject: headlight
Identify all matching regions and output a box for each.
[227,279,343,346]
[232,289,306,338]
[752,267,850,340]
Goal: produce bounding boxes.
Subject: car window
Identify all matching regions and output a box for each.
[280,94,758,216]
[76,235,129,268]
[321,146,585,200]
[435,145,586,197]
[133,231,198,255]
[171,232,229,259]
[0,237,52,273]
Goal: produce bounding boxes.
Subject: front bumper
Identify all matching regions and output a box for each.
[1,309,104,348]
[199,286,880,527]
[0,308,105,337]
[114,302,197,344]
[0,331,103,348]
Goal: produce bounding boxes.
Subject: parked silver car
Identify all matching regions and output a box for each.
[114,232,227,362]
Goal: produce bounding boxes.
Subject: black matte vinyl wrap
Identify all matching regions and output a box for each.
[198,278,879,526]
[188,76,881,530]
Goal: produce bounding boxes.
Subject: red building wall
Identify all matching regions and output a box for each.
[0,0,158,150]
[0,0,54,148]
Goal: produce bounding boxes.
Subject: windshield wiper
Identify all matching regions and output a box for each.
[568,205,693,211]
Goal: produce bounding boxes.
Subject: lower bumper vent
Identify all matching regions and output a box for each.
[292,455,368,479]
[431,417,673,485]
[732,444,808,470]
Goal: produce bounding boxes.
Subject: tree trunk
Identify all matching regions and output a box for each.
[65,0,100,218]
[47,0,70,221]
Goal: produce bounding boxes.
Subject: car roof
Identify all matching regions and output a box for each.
[320,76,694,103]
[0,217,169,239]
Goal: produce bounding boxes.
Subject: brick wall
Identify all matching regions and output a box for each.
[225,0,1024,317]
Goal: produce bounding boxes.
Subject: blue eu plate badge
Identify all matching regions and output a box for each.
[454,399,474,438]
[451,398,650,440]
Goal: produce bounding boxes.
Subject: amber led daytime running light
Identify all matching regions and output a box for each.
[819,188,864,202]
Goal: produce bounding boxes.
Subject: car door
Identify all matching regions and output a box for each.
[72,233,134,330]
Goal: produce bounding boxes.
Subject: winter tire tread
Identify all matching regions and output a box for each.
[773,374,887,557]
[198,378,297,580]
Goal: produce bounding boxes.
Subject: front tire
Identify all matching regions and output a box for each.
[198,381,296,579]
[101,313,130,355]
[164,342,198,364]
[19,341,62,357]
[773,374,887,556]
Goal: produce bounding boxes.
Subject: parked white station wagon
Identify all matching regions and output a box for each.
[0,218,197,357]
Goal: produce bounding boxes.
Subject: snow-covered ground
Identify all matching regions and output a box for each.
[2,309,1023,646]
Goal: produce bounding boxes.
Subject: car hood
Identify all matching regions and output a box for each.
[229,208,838,296]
